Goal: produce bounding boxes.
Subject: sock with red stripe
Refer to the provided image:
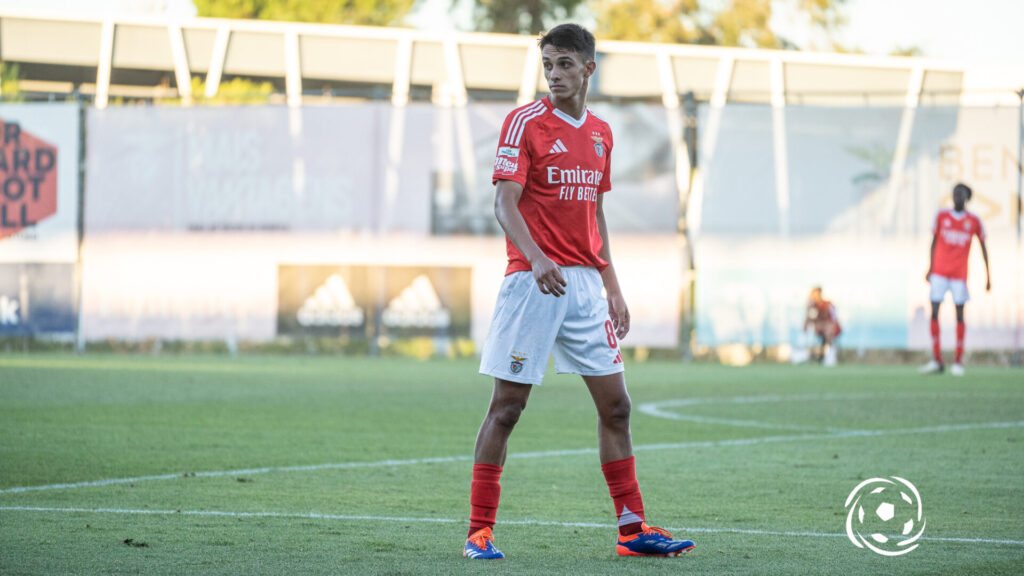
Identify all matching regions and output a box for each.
[955,321,966,364]
[468,463,502,537]
[930,319,942,364]
[601,455,646,536]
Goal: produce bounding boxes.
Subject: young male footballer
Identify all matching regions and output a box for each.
[919,182,991,376]
[463,23,695,560]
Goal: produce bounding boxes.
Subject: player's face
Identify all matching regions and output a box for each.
[541,45,594,102]
[952,186,967,209]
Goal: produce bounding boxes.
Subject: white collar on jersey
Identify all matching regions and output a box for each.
[948,209,967,220]
[551,106,588,128]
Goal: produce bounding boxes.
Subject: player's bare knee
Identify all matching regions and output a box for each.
[600,396,631,431]
[490,401,526,431]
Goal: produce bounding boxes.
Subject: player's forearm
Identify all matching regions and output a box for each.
[596,216,621,295]
[595,205,623,297]
[600,263,623,296]
[927,236,937,273]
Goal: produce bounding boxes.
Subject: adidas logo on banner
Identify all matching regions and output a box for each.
[296,274,365,327]
[382,274,451,329]
[548,139,568,154]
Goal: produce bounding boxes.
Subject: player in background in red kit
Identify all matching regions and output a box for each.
[804,286,841,367]
[919,183,991,376]
[463,24,695,560]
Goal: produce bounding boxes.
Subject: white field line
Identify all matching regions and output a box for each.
[2,420,1022,496]
[635,392,968,432]
[1,506,1022,547]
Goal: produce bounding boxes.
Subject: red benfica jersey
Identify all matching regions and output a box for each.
[808,300,841,336]
[491,97,613,275]
[931,209,985,280]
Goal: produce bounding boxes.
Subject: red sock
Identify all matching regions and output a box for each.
[955,322,965,364]
[601,455,646,536]
[468,463,502,537]
[930,319,942,364]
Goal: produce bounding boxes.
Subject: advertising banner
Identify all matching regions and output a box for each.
[0,103,81,335]
[86,105,412,233]
[277,264,472,342]
[0,263,76,335]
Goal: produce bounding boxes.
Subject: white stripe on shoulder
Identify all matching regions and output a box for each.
[509,106,547,146]
[504,101,546,145]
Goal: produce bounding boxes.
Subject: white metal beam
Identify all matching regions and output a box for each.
[517,42,540,106]
[657,51,680,110]
[441,38,467,107]
[284,30,302,108]
[657,51,689,232]
[391,37,413,107]
[168,22,192,105]
[771,58,790,238]
[700,56,733,163]
[688,56,734,242]
[886,65,925,231]
[204,26,230,99]
[95,20,115,109]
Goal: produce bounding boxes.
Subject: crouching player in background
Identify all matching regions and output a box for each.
[804,286,841,367]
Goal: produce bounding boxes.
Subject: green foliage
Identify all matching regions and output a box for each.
[473,0,586,35]
[193,0,416,26]
[890,45,925,57]
[592,0,849,50]
[593,0,711,45]
[186,76,275,104]
[710,0,778,49]
[0,62,24,102]
[1,356,1022,575]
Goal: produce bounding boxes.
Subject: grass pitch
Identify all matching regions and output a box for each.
[0,354,1022,575]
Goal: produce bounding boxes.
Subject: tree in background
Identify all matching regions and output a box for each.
[707,0,778,48]
[193,0,417,27]
[592,0,849,50]
[889,46,924,57]
[595,0,712,45]
[473,0,586,35]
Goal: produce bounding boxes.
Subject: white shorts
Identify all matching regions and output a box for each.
[479,267,624,385]
[929,273,969,305]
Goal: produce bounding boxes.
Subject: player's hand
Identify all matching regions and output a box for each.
[924,270,931,282]
[532,256,566,297]
[607,291,630,340]
[986,278,991,292]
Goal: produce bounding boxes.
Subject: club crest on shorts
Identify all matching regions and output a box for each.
[509,353,527,374]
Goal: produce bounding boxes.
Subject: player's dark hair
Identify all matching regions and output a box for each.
[954,182,972,200]
[539,24,596,63]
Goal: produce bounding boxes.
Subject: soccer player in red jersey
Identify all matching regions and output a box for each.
[463,24,694,560]
[803,286,841,367]
[919,183,991,376]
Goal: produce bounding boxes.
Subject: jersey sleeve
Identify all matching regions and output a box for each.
[491,111,532,186]
[597,129,613,194]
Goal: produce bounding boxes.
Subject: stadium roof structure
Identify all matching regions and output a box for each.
[0,8,1021,108]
